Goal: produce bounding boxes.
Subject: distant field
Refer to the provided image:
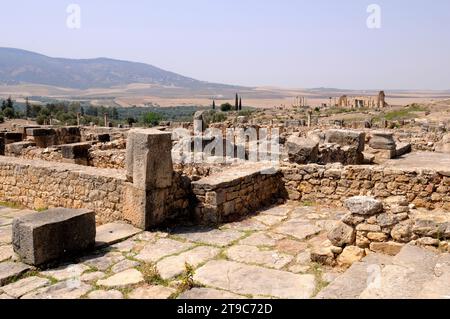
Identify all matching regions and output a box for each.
[1,83,449,109]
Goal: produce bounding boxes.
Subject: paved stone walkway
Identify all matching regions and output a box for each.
[0,203,345,299]
[1,203,448,299]
[318,244,450,299]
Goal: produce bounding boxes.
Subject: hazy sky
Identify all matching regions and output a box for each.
[1,0,449,90]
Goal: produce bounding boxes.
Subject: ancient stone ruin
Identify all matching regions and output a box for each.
[0,110,449,299]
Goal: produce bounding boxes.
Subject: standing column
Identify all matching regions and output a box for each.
[104,113,109,127]
[307,111,312,128]
[123,129,174,229]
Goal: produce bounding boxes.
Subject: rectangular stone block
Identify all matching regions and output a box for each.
[4,132,23,144]
[396,142,412,157]
[12,208,96,266]
[60,142,91,159]
[25,128,56,137]
[325,129,366,152]
[5,141,36,156]
[26,128,56,148]
[16,125,40,138]
[122,183,168,229]
[97,133,110,143]
[55,126,81,144]
[126,129,173,190]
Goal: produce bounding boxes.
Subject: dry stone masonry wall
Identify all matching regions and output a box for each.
[0,156,126,225]
[192,163,283,224]
[281,163,450,210]
[317,196,450,267]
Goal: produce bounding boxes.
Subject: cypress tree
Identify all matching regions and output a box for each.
[25,97,32,118]
[6,96,13,109]
[212,100,216,110]
[239,98,242,111]
[235,94,239,111]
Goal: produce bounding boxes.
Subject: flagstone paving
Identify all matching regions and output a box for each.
[0,202,344,299]
[4,202,445,299]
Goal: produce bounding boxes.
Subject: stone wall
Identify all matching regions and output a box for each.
[281,163,450,210]
[88,149,126,169]
[0,156,192,226]
[192,163,283,224]
[0,156,126,225]
[316,196,450,267]
[3,143,126,170]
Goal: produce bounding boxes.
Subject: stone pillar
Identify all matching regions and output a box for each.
[193,111,206,133]
[377,91,386,108]
[104,113,109,127]
[307,111,312,128]
[123,129,174,229]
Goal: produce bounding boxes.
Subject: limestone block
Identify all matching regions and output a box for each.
[4,132,23,144]
[395,142,412,157]
[325,129,365,152]
[369,131,396,150]
[328,222,356,247]
[286,136,319,164]
[97,134,111,143]
[5,141,36,156]
[126,129,173,190]
[60,142,91,159]
[122,183,168,229]
[26,128,56,148]
[344,196,383,216]
[337,246,365,267]
[12,208,96,266]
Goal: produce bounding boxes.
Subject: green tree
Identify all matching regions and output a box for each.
[3,107,15,119]
[36,114,48,125]
[31,104,42,118]
[212,100,216,110]
[239,97,242,111]
[6,96,13,109]
[25,97,32,118]
[112,107,119,120]
[235,94,239,111]
[142,112,163,126]
[220,103,233,112]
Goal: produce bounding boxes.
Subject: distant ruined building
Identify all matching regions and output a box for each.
[337,91,388,109]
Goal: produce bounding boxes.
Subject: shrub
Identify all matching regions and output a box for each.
[142,112,163,126]
[220,103,233,112]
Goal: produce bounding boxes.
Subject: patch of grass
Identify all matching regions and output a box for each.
[137,263,167,286]
[216,249,228,260]
[177,263,195,292]
[375,104,430,122]
[0,201,24,209]
[302,201,316,207]
[36,207,48,212]
[3,269,39,286]
[309,263,329,297]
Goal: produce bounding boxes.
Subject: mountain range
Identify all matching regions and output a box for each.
[0,47,239,90]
